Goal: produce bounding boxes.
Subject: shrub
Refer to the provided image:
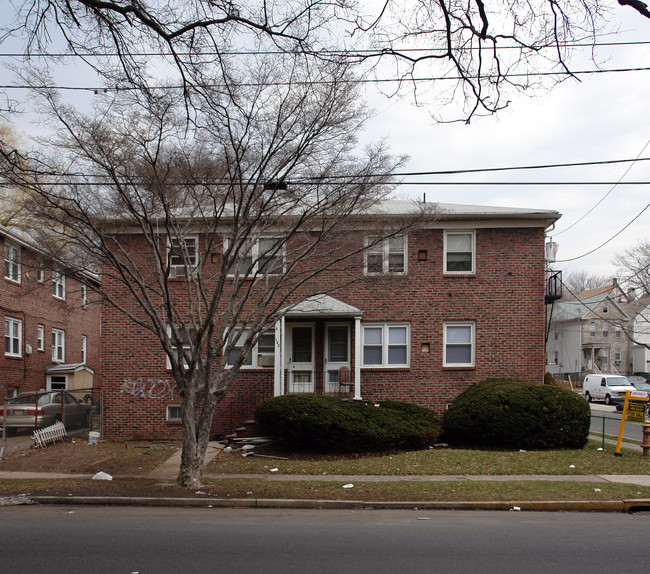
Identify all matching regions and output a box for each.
[442,378,590,449]
[254,394,441,452]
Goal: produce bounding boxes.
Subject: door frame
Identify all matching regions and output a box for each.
[324,322,351,394]
[287,323,315,393]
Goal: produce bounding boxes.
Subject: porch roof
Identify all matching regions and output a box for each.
[45,363,95,375]
[282,295,362,318]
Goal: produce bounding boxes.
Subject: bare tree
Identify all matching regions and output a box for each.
[561,269,615,299]
[0,0,631,123]
[613,239,650,296]
[0,51,431,487]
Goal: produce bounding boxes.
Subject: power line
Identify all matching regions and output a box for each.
[2,66,650,92]
[554,138,650,236]
[555,203,650,263]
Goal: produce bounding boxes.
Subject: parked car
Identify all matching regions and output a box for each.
[616,379,650,411]
[0,391,90,435]
[583,374,635,406]
[629,375,649,387]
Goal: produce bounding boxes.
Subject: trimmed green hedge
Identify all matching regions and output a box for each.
[254,394,441,452]
[442,378,590,449]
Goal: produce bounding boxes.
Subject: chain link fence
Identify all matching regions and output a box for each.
[1,388,103,457]
[590,413,644,452]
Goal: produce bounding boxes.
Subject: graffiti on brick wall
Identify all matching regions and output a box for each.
[120,378,175,400]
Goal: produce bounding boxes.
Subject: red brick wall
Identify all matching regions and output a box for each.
[99,225,547,439]
[1,235,101,398]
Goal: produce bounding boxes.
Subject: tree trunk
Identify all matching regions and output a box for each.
[176,378,218,488]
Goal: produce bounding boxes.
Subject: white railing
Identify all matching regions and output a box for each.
[32,421,67,448]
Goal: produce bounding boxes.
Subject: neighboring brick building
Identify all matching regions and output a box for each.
[100,201,560,440]
[1,225,101,398]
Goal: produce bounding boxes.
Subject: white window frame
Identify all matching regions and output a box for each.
[168,236,199,277]
[81,335,87,363]
[166,404,182,422]
[364,234,407,275]
[4,242,21,283]
[443,230,475,275]
[52,328,65,362]
[226,237,284,277]
[226,328,276,369]
[614,349,622,364]
[37,260,45,283]
[47,374,68,390]
[166,325,193,370]
[361,323,410,368]
[589,322,596,336]
[80,283,88,308]
[443,321,476,368]
[52,271,66,300]
[4,317,22,357]
[37,324,45,351]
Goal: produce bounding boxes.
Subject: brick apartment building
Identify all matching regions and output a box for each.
[100,201,560,441]
[2,225,101,397]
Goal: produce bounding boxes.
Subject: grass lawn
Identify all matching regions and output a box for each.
[207,440,650,476]
[1,439,649,503]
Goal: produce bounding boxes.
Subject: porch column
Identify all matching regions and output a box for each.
[354,316,362,400]
[274,316,285,396]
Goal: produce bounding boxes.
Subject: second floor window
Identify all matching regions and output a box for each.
[52,271,66,299]
[444,231,475,274]
[365,235,406,275]
[81,335,87,363]
[168,237,198,276]
[4,242,21,283]
[80,283,88,308]
[227,237,283,277]
[52,328,65,362]
[589,322,596,336]
[37,324,45,351]
[5,317,22,357]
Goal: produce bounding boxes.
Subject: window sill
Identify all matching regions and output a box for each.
[4,354,23,360]
[442,365,476,370]
[4,277,21,285]
[361,366,410,371]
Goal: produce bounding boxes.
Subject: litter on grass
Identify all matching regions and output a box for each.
[342,483,354,489]
[92,471,113,481]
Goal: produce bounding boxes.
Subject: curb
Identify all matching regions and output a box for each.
[25,495,650,512]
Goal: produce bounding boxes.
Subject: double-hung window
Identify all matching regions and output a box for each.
[52,328,65,362]
[444,231,475,274]
[365,235,407,275]
[362,323,409,368]
[168,236,198,277]
[52,271,66,299]
[4,242,21,283]
[166,325,193,369]
[228,237,283,277]
[226,328,275,368]
[443,322,475,367]
[80,283,88,308]
[81,335,87,363]
[37,324,45,351]
[4,317,22,357]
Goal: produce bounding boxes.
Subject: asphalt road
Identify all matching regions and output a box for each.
[0,506,649,573]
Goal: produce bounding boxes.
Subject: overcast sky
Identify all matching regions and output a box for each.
[363,12,650,282]
[2,4,648,284]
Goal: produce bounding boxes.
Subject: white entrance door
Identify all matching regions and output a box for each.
[324,324,350,394]
[288,325,314,393]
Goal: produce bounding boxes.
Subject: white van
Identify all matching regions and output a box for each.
[583,374,635,405]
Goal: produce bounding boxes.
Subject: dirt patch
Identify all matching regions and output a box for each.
[0,440,179,476]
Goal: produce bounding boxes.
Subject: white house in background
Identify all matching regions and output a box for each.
[546,281,634,380]
[631,299,650,375]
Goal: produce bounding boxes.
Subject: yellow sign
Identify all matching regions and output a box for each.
[616,390,650,456]
[627,402,647,423]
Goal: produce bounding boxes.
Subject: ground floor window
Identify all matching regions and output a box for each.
[361,323,409,368]
[48,375,68,390]
[443,321,475,367]
[166,405,182,421]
